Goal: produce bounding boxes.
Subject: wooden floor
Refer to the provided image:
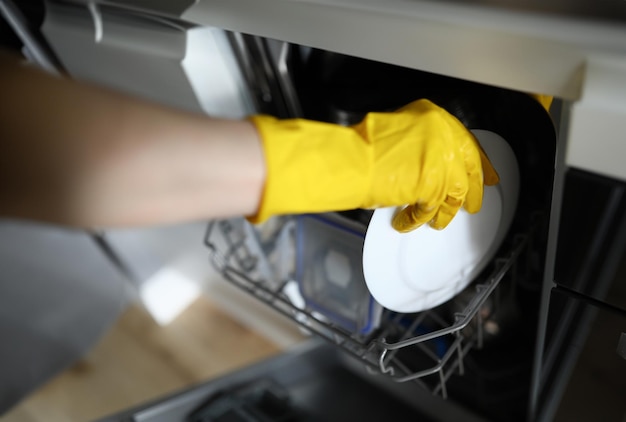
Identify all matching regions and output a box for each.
[1,298,283,422]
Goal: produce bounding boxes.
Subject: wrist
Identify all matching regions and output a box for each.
[249,115,372,222]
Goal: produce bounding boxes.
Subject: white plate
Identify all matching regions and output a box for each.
[362,130,520,313]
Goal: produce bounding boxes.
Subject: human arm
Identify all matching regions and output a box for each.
[0,52,265,228]
[0,51,498,231]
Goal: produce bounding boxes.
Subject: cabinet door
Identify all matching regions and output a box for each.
[536,168,626,421]
[555,169,626,311]
[539,284,626,421]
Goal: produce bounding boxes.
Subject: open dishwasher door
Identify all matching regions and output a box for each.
[98,339,488,422]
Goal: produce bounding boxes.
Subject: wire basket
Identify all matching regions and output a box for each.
[203,214,540,398]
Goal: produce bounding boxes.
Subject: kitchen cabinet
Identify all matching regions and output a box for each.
[539,170,626,421]
[542,279,626,421]
[554,170,626,309]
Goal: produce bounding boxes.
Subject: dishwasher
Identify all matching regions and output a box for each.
[162,46,558,422]
[7,1,626,421]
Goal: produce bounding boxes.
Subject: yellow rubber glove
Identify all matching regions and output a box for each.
[249,99,499,232]
[531,94,553,112]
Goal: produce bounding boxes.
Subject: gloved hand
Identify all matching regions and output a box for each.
[249,99,499,232]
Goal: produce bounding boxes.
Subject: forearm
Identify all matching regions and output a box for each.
[0,53,265,228]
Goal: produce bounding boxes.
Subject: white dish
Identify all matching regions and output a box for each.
[362,130,520,313]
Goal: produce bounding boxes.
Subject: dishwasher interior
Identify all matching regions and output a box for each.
[198,37,558,422]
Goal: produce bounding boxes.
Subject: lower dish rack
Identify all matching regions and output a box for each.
[204,214,541,399]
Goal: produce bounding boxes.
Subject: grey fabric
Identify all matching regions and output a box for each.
[0,220,128,414]
[104,222,209,285]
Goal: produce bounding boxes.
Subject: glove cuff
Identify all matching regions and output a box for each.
[248,115,372,223]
